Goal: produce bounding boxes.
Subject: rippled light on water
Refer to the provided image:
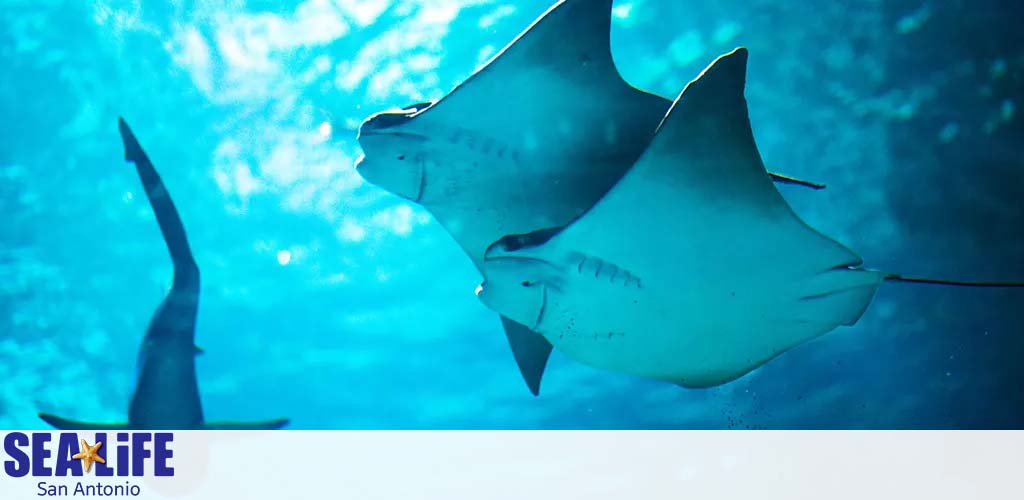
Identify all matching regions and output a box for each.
[277,250,292,266]
[318,121,332,137]
[612,3,633,19]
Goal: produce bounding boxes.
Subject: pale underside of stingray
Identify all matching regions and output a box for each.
[356,0,823,394]
[477,48,890,388]
[478,47,1024,388]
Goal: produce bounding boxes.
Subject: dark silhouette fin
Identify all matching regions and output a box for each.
[884,274,1024,288]
[117,117,198,284]
[769,172,826,190]
[194,345,204,355]
[38,413,129,430]
[204,418,290,430]
[117,117,147,162]
[501,316,553,396]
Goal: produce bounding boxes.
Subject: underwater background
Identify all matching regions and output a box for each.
[1,0,1021,429]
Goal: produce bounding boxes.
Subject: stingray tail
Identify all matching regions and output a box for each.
[884,274,1024,288]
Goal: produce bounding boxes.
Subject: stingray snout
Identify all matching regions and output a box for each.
[355,102,437,202]
[475,272,546,332]
[355,117,428,202]
[354,151,425,202]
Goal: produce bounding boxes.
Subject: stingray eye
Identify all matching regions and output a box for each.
[397,155,406,161]
[521,281,531,287]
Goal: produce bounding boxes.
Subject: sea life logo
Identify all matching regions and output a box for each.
[71,439,105,473]
[2,432,174,497]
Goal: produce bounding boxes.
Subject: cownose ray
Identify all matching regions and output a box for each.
[355,0,823,395]
[477,48,1024,388]
[38,118,289,430]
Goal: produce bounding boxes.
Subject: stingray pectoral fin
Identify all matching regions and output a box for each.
[500,316,553,396]
[557,47,860,274]
[204,418,290,430]
[38,413,129,430]
[414,0,666,140]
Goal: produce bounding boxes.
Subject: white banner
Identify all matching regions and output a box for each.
[1,431,1021,499]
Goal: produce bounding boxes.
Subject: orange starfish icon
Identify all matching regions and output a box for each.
[72,439,106,473]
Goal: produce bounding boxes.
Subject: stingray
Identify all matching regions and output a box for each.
[355,0,822,395]
[476,48,1024,388]
[38,118,289,430]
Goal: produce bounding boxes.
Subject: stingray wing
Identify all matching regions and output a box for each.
[490,49,883,386]
[414,0,668,168]
[549,49,868,275]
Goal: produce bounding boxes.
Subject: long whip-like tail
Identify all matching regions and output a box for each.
[884,274,1024,288]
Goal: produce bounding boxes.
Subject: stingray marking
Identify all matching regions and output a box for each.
[360,130,429,142]
[445,128,522,163]
[571,252,642,289]
[356,0,830,395]
[477,48,1024,389]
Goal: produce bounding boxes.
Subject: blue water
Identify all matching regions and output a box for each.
[1,1,1021,429]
